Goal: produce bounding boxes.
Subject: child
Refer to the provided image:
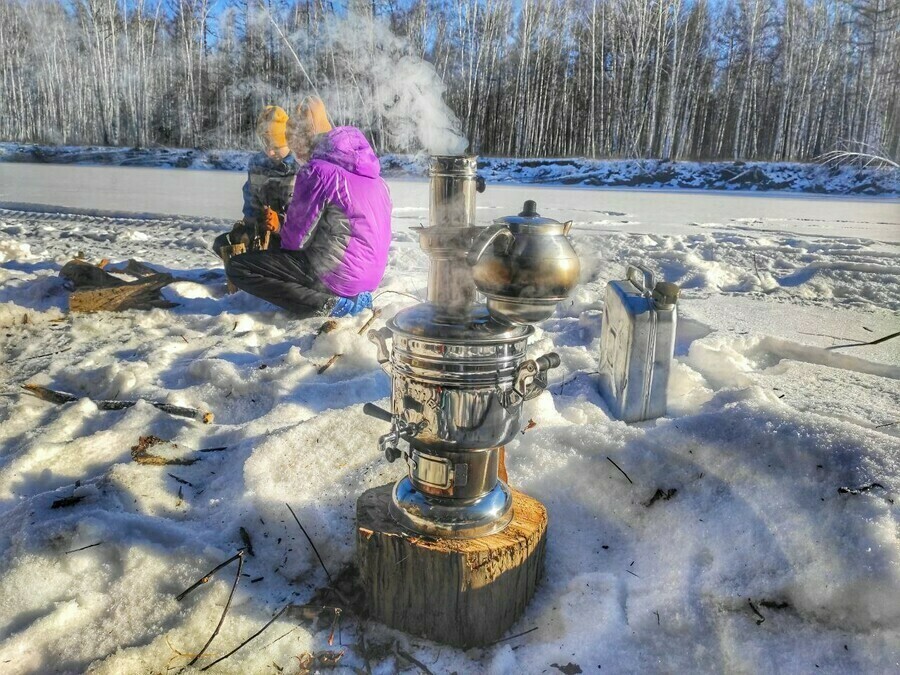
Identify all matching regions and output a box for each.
[213,105,301,256]
[226,97,392,317]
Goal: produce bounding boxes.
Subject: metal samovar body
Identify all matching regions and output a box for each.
[366,156,571,539]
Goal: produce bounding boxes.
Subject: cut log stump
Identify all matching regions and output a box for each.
[61,259,176,313]
[356,483,547,648]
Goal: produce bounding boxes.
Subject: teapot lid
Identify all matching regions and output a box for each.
[494,200,561,227]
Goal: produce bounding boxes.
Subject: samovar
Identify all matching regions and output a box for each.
[365,156,579,538]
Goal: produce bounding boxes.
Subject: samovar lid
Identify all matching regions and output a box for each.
[493,200,562,230]
[389,303,532,344]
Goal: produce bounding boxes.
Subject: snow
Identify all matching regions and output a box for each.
[3,141,898,196]
[0,164,899,673]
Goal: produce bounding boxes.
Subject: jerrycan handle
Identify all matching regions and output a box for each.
[626,264,655,297]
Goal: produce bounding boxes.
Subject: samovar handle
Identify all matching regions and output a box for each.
[367,327,392,370]
[466,224,514,267]
[504,352,561,408]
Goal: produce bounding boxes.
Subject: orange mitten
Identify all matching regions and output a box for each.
[263,206,281,233]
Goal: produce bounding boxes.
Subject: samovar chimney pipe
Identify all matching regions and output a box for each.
[422,155,482,313]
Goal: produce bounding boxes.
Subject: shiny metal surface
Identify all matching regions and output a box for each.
[365,161,574,539]
[390,477,514,539]
[483,295,564,325]
[381,304,538,451]
[423,156,480,313]
[428,155,478,230]
[391,373,524,451]
[469,201,581,324]
[408,446,499,499]
[389,303,530,344]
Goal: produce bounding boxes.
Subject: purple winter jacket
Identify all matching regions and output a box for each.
[281,127,392,297]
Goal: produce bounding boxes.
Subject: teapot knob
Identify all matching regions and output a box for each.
[519,200,539,217]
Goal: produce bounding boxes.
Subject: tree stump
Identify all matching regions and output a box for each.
[356,483,547,648]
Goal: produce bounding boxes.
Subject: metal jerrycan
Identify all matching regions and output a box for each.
[598,264,680,423]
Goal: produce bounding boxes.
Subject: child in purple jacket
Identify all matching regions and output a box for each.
[227,98,392,317]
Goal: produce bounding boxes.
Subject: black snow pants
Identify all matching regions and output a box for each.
[226,249,334,316]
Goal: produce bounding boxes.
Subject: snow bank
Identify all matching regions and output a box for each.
[2,142,897,196]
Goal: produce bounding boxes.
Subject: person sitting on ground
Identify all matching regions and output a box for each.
[226,96,393,318]
[213,105,300,256]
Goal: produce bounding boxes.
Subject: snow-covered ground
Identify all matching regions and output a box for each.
[0,164,898,674]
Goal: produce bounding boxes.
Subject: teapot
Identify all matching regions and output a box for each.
[466,200,580,324]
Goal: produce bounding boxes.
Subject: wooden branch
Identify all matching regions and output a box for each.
[199,604,289,671]
[22,384,213,423]
[286,502,333,584]
[394,643,435,675]
[317,309,382,374]
[131,435,197,466]
[188,550,245,667]
[176,549,246,602]
[64,541,103,555]
[826,330,900,350]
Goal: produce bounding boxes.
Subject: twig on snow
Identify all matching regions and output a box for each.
[285,502,333,585]
[64,541,103,554]
[643,488,677,507]
[239,526,255,556]
[748,598,765,625]
[752,254,763,284]
[187,549,245,666]
[22,347,72,361]
[51,495,85,509]
[176,549,245,602]
[606,456,633,484]
[394,642,435,675]
[358,617,373,675]
[132,435,197,466]
[317,309,382,374]
[199,603,289,671]
[22,384,213,423]
[826,329,900,350]
[838,482,885,496]
[487,626,539,646]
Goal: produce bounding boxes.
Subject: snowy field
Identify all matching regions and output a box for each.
[0,163,898,674]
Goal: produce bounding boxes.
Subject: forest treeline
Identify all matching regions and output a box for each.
[1,0,897,161]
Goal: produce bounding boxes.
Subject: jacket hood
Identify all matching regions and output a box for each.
[312,126,381,178]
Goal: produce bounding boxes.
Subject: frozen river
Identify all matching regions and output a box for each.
[2,162,898,241]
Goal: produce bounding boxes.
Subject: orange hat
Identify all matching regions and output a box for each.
[296,96,332,136]
[287,96,333,159]
[255,105,289,150]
